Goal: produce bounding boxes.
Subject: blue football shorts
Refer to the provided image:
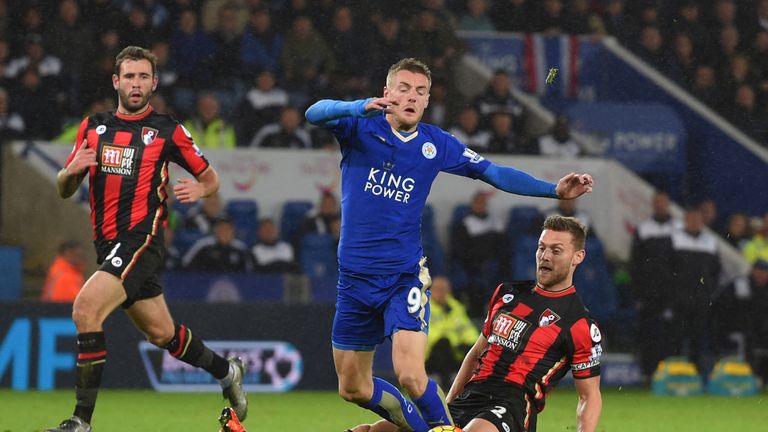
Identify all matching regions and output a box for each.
[332,257,432,351]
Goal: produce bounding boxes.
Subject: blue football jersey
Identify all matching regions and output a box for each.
[331,114,491,274]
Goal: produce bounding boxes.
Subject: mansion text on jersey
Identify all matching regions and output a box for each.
[364,168,415,203]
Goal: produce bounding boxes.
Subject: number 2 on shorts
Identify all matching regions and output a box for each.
[406,286,422,314]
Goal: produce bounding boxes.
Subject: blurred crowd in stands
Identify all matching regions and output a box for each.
[17,0,768,382]
[1,0,767,150]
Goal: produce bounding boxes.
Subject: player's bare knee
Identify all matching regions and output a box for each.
[396,371,427,396]
[338,383,370,403]
[71,302,101,331]
[146,327,174,347]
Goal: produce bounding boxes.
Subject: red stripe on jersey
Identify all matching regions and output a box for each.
[65,118,90,166]
[101,131,133,239]
[570,318,597,378]
[511,303,534,318]
[129,138,165,230]
[534,285,576,297]
[482,284,506,337]
[504,326,555,385]
[172,125,208,176]
[474,342,503,382]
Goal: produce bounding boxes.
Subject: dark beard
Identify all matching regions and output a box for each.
[118,90,152,114]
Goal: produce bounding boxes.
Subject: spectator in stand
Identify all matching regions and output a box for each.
[451,191,506,317]
[714,25,741,73]
[0,87,25,140]
[690,64,722,108]
[711,0,740,36]
[40,240,86,303]
[252,218,297,273]
[14,67,59,140]
[6,33,63,85]
[151,40,179,98]
[636,26,666,70]
[169,9,215,100]
[449,106,491,152]
[531,0,568,35]
[538,116,581,158]
[236,69,289,143]
[119,3,156,50]
[473,69,523,125]
[208,1,245,118]
[240,5,284,79]
[751,31,768,104]
[183,217,253,272]
[458,0,495,32]
[602,0,637,45]
[326,6,367,76]
[758,0,768,33]
[743,212,768,264]
[425,275,478,390]
[13,5,45,50]
[183,93,237,149]
[545,198,595,237]
[568,0,606,36]
[184,192,227,235]
[665,33,698,87]
[368,17,409,82]
[670,206,720,371]
[302,191,340,237]
[673,1,710,54]
[725,84,768,142]
[45,0,93,116]
[280,15,336,105]
[487,111,524,154]
[405,8,463,83]
[201,0,248,33]
[630,191,681,379]
[722,212,751,251]
[250,106,311,148]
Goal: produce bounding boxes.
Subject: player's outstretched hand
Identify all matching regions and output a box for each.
[365,97,398,115]
[173,178,207,204]
[555,173,594,200]
[66,140,98,176]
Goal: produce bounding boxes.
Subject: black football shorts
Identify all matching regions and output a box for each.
[95,233,164,308]
[449,383,538,432]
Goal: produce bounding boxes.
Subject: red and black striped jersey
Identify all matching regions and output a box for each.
[470,281,602,413]
[66,106,209,241]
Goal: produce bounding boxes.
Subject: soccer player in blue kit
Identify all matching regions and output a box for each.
[305,58,594,432]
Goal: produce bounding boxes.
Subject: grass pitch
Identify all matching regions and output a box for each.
[2,388,767,431]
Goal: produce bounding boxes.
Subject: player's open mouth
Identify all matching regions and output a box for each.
[538,265,552,274]
[404,107,416,114]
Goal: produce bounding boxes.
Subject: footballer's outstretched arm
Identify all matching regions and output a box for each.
[446,333,488,403]
[575,376,602,432]
[480,164,594,200]
[305,97,396,127]
[57,140,97,198]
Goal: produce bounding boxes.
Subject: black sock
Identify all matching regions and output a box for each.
[73,332,106,424]
[164,324,229,379]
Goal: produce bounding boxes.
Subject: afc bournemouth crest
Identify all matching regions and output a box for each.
[538,308,561,327]
[141,126,159,145]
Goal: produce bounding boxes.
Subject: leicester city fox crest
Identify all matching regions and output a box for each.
[141,126,159,145]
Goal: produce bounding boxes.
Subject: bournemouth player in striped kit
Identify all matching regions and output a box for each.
[349,216,602,432]
[47,46,247,432]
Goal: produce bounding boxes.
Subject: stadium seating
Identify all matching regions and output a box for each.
[510,235,539,280]
[300,233,338,279]
[225,199,259,246]
[280,200,313,243]
[573,237,618,322]
[506,205,543,244]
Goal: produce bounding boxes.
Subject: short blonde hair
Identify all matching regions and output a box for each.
[542,215,587,250]
[386,58,432,89]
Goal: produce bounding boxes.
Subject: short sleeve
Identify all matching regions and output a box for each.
[439,131,491,178]
[568,317,602,379]
[168,123,209,176]
[481,283,506,338]
[64,117,91,167]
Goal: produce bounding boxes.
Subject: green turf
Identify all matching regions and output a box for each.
[2,388,767,431]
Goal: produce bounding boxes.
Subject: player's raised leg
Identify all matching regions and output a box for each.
[393,330,452,429]
[46,271,127,432]
[334,348,429,431]
[125,292,248,421]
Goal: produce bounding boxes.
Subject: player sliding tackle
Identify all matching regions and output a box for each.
[305,58,594,432]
